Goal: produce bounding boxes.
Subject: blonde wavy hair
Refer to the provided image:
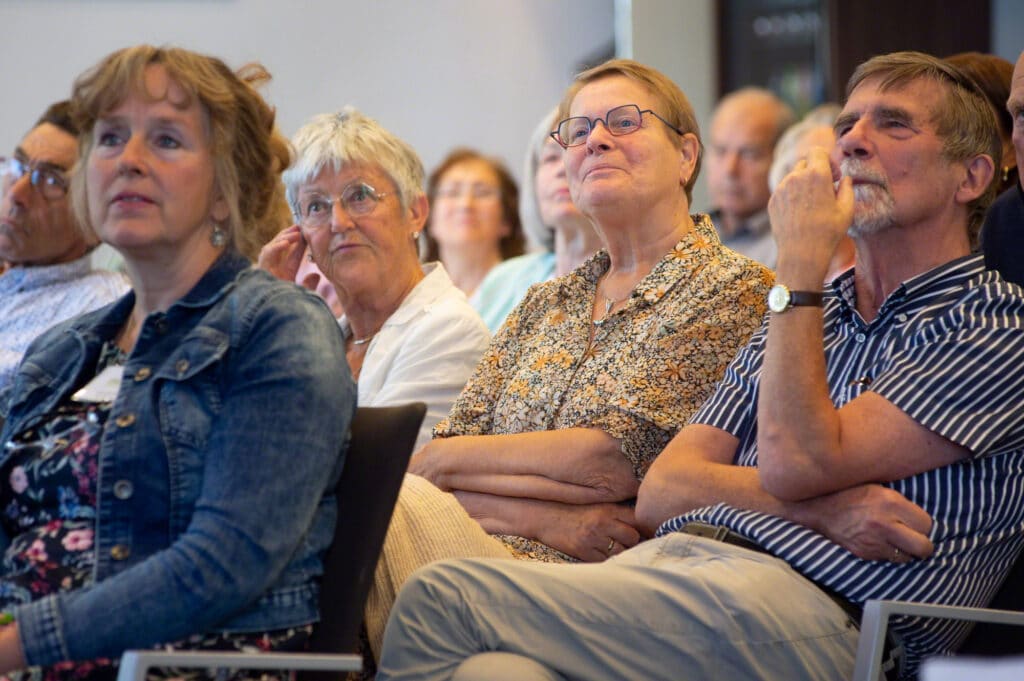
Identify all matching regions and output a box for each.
[69,45,292,261]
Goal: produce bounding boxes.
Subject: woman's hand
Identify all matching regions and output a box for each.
[408,439,450,489]
[257,225,306,282]
[535,503,641,563]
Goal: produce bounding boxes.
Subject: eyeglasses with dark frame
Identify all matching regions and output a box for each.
[0,155,69,201]
[550,104,685,149]
[297,181,389,230]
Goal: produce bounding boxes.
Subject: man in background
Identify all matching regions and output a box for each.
[706,87,794,267]
[0,101,127,395]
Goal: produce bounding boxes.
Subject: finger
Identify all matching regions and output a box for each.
[609,522,641,549]
[835,175,855,222]
[886,522,934,560]
[891,497,934,536]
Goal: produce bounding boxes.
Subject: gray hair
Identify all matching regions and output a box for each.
[283,107,424,217]
[768,103,842,191]
[519,108,559,252]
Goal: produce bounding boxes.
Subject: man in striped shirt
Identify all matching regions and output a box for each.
[377,52,1024,681]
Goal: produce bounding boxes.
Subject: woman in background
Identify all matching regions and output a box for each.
[947,52,1016,194]
[472,109,603,332]
[422,149,524,299]
[0,45,354,679]
[259,109,489,449]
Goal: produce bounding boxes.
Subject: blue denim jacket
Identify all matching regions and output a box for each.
[0,251,355,666]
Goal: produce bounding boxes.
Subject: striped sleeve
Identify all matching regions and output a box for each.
[869,288,1024,457]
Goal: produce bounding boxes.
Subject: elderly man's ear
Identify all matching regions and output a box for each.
[956,153,996,204]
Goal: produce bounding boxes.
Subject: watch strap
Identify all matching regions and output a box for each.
[787,290,825,307]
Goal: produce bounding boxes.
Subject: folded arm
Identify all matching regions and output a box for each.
[636,423,934,562]
[410,428,637,504]
[454,490,641,562]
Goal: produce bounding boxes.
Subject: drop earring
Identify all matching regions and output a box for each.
[210,225,227,248]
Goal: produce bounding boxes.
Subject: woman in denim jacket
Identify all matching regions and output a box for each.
[0,46,355,679]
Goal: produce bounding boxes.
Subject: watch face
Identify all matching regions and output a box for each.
[768,284,790,313]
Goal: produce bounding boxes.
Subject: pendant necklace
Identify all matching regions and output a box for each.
[593,294,630,326]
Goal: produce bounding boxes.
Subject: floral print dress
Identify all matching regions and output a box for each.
[0,345,309,681]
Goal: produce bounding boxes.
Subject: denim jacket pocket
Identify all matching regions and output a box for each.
[150,327,230,535]
[154,327,230,448]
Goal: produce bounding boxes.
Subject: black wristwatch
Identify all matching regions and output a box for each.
[767,284,824,313]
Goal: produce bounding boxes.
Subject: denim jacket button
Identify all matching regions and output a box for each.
[115,413,136,428]
[176,359,190,375]
[113,480,134,499]
[110,544,131,560]
[134,367,151,382]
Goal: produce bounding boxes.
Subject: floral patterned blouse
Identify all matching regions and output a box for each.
[434,214,775,561]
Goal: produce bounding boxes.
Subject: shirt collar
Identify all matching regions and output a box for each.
[173,249,251,309]
[831,253,985,316]
[561,213,725,308]
[0,252,94,290]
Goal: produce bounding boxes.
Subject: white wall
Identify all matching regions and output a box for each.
[619,0,716,213]
[0,0,614,183]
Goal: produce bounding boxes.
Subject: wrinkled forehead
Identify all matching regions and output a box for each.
[19,123,77,168]
[841,76,947,134]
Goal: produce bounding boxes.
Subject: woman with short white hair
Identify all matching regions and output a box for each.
[260,108,489,447]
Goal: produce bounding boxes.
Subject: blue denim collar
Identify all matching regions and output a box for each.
[73,249,250,340]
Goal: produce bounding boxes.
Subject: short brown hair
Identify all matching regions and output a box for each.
[846,51,1001,243]
[69,45,292,260]
[423,148,524,261]
[556,58,702,204]
[35,100,78,138]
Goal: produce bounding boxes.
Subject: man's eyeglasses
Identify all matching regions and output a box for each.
[297,182,389,229]
[550,104,684,149]
[0,156,69,200]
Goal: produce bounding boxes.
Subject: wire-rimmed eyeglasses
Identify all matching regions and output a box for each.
[0,155,69,200]
[550,104,684,149]
[297,182,389,229]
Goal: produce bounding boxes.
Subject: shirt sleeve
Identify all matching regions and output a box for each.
[868,290,1024,457]
[369,301,490,450]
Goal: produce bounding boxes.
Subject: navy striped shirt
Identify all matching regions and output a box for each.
[658,254,1024,678]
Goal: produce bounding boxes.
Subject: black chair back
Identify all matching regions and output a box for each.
[304,402,425,678]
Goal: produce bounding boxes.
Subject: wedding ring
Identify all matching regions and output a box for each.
[607,539,616,554]
[893,547,902,562]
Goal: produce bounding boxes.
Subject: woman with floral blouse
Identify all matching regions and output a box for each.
[364,59,776,658]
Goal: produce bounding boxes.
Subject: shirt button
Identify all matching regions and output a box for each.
[854,333,866,343]
[110,544,131,560]
[113,480,134,499]
[134,367,151,382]
[115,413,136,428]
[896,314,908,323]
[175,359,190,375]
